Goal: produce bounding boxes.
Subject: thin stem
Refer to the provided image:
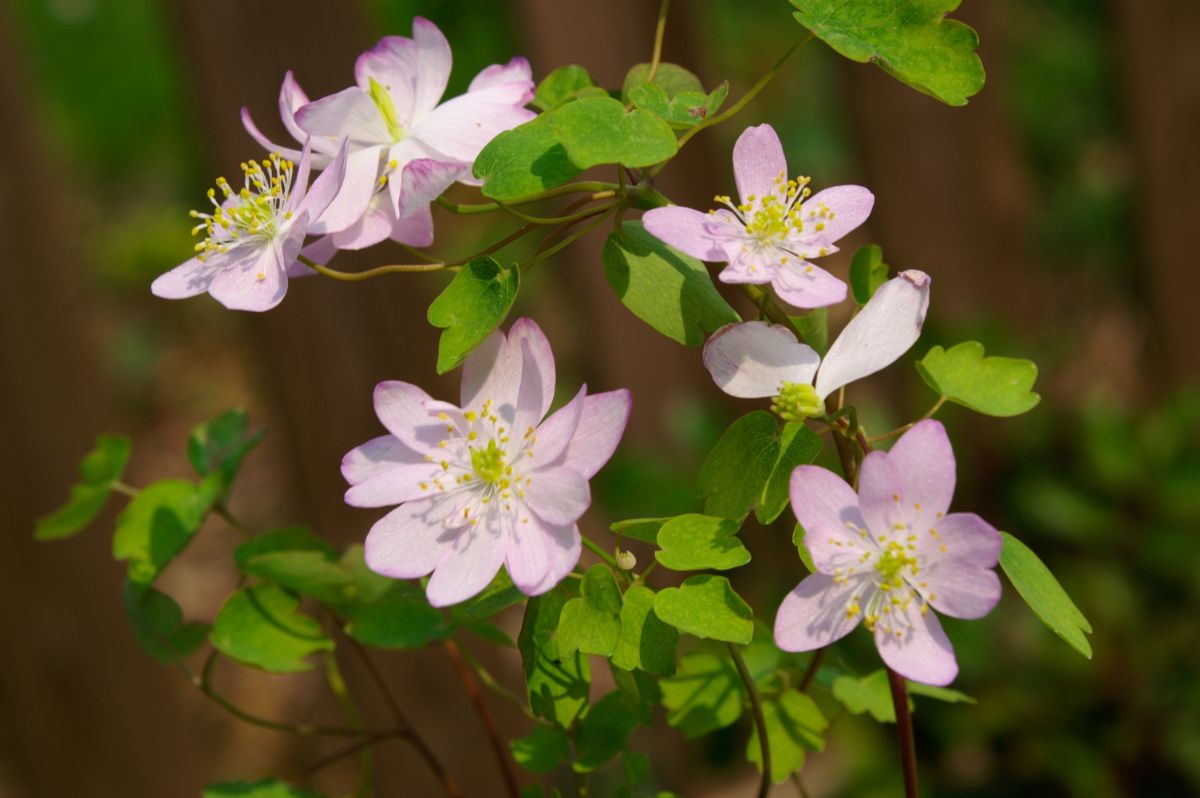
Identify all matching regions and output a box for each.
[444,639,520,798]
[520,212,612,270]
[456,641,544,724]
[887,667,920,798]
[633,560,658,587]
[790,772,812,798]
[797,649,824,692]
[299,254,447,282]
[323,652,372,798]
[112,480,139,498]
[581,534,620,569]
[303,737,378,779]
[729,643,771,798]
[868,397,948,444]
[647,0,671,82]
[436,181,620,215]
[499,195,616,226]
[214,504,253,538]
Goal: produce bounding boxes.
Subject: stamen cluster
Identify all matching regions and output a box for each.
[189,153,294,260]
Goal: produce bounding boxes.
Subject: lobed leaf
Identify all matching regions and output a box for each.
[756,423,822,524]
[36,434,132,540]
[122,580,208,664]
[573,692,641,773]
[621,62,705,102]
[653,575,754,644]
[427,257,520,374]
[746,689,828,784]
[611,585,678,676]
[112,476,220,592]
[519,592,592,727]
[210,584,333,673]
[511,725,570,774]
[659,651,743,737]
[655,514,750,571]
[533,65,597,112]
[473,114,581,201]
[550,96,679,169]
[698,411,781,520]
[187,410,263,495]
[917,341,1041,417]
[558,564,623,657]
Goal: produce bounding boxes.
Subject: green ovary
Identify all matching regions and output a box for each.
[470,440,507,485]
[369,77,405,142]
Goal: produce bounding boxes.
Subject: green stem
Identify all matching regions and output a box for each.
[324,652,372,798]
[520,212,612,271]
[456,640,545,724]
[581,534,620,568]
[499,196,617,226]
[729,643,771,798]
[868,397,948,444]
[299,254,447,282]
[887,667,920,798]
[647,0,671,82]
[214,503,252,538]
[436,181,620,215]
[444,639,521,798]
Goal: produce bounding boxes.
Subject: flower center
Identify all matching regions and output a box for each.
[772,381,823,422]
[713,172,813,245]
[189,153,294,260]
[368,77,406,143]
[469,438,507,485]
[875,541,919,589]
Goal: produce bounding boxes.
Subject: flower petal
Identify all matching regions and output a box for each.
[801,185,874,243]
[151,251,236,299]
[240,107,305,163]
[389,202,434,247]
[469,56,534,98]
[771,261,847,310]
[410,90,536,163]
[396,156,467,219]
[364,496,461,579]
[813,269,931,400]
[524,466,591,526]
[355,18,452,122]
[342,434,422,484]
[855,449,908,547]
[918,512,1002,619]
[426,516,508,607]
[642,206,740,262]
[886,419,956,529]
[207,241,289,312]
[774,573,870,651]
[790,465,873,572]
[873,602,958,686]
[528,386,587,470]
[372,380,447,454]
[717,249,781,285]
[703,321,820,399]
[295,86,389,146]
[344,462,446,507]
[558,389,631,479]
[280,72,315,147]
[505,513,550,594]
[330,197,395,251]
[307,144,382,235]
[461,318,556,423]
[732,124,787,206]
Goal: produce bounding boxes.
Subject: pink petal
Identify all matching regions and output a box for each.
[207,242,289,312]
[355,18,452,122]
[558,389,631,479]
[511,336,549,441]
[813,269,931,399]
[801,185,874,243]
[873,602,958,686]
[307,144,382,235]
[509,318,557,421]
[341,434,423,484]
[410,93,536,163]
[717,249,781,285]
[855,449,908,546]
[330,197,395,251]
[295,87,389,146]
[789,465,872,572]
[885,420,956,529]
[703,321,820,399]
[364,497,460,579]
[460,331,519,415]
[505,513,550,594]
[396,157,467,219]
[426,520,508,607]
[774,573,870,652]
[528,386,587,470]
[372,380,443,454]
[642,206,740,262]
[240,106,305,163]
[732,124,788,207]
[151,251,235,299]
[918,512,1002,619]
[344,462,446,508]
[280,72,315,147]
[297,237,336,271]
[523,467,591,526]
[469,56,534,99]
[534,521,581,594]
[771,261,847,310]
[389,203,434,247]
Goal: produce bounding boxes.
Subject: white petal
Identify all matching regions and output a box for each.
[528,386,587,470]
[774,573,870,652]
[295,87,389,146]
[364,497,461,579]
[558,390,632,479]
[425,514,508,607]
[307,144,383,235]
[523,467,590,526]
[702,321,820,399]
[873,601,958,686]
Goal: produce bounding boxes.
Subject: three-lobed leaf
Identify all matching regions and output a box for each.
[519,592,592,727]
[558,564,623,657]
[122,580,208,664]
[550,96,679,170]
[655,514,750,571]
[427,257,520,374]
[659,651,744,737]
[473,114,581,201]
[187,410,263,495]
[602,221,740,346]
[999,531,1093,658]
[756,422,822,524]
[611,585,678,676]
[511,725,570,774]
[791,0,986,106]
[831,669,895,722]
[698,411,780,519]
[917,341,1041,416]
[36,434,132,540]
[653,574,754,644]
[573,692,642,773]
[621,62,705,101]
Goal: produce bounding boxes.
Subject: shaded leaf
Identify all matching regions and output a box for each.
[756,423,822,524]
[698,411,780,519]
[474,114,581,201]
[747,689,828,783]
[36,434,131,540]
[210,584,333,673]
[234,527,337,568]
[112,476,219,592]
[551,96,678,169]
[511,725,570,773]
[427,257,520,374]
[122,580,207,664]
[849,244,888,306]
[610,516,670,544]
[659,652,743,737]
[621,62,705,101]
[187,410,264,495]
[612,585,678,676]
[558,564,623,657]
[519,592,591,727]
[574,692,640,772]
[533,65,596,112]
[832,670,895,722]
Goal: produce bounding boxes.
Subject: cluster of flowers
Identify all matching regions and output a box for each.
[151,20,1000,686]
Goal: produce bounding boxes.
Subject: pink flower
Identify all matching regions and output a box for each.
[703,271,930,418]
[151,140,349,312]
[242,17,535,254]
[343,319,632,607]
[775,421,1002,685]
[643,124,874,309]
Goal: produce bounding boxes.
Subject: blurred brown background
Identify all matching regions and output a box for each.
[1,0,1198,796]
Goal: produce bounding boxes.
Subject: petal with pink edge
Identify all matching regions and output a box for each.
[855,450,908,547]
[732,124,788,206]
[813,269,931,400]
[469,56,534,98]
[528,386,587,470]
[307,144,381,235]
[344,461,446,508]
[918,512,1002,620]
[775,573,870,652]
[802,185,874,243]
[207,242,289,312]
[372,381,445,454]
[295,87,389,146]
[505,513,551,595]
[364,497,460,580]
[886,420,956,530]
[240,107,305,163]
[533,521,581,594]
[524,466,591,526]
[355,19,452,121]
[341,434,425,484]
[558,389,631,479]
[330,199,395,251]
[389,202,434,247]
[873,603,958,686]
[642,206,741,263]
[771,261,847,310]
[426,521,508,607]
[151,251,236,299]
[789,465,872,572]
[703,321,820,399]
[396,157,467,219]
[411,91,536,163]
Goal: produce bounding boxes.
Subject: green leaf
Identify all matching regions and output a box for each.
[427,257,520,374]
[756,423,822,524]
[999,531,1093,658]
[602,220,740,346]
[610,517,670,544]
[790,0,986,106]
[621,62,705,102]
[609,663,662,725]
[210,584,333,673]
[747,689,828,783]
[551,96,678,169]
[240,550,354,605]
[917,341,1041,417]
[698,411,780,519]
[849,244,888,306]
[122,580,208,664]
[654,574,753,644]
[558,564,623,657]
[832,670,895,723]
[628,81,729,129]
[36,434,132,540]
[655,514,750,571]
[574,692,641,772]
[533,65,596,112]
[338,544,395,602]
[908,682,976,705]
[519,592,591,727]
[187,410,264,494]
[202,778,326,798]
[473,113,582,201]
[511,725,570,774]
[234,527,337,568]
[612,585,678,676]
[112,477,219,591]
[659,652,743,737]
[455,569,526,619]
[791,524,817,574]
[789,308,829,355]
[344,587,452,649]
